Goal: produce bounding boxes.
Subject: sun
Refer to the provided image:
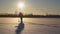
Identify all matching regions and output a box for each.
[18,2,24,9]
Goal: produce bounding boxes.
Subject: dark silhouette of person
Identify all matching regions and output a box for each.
[19,12,23,23]
[15,12,24,34]
[16,22,24,34]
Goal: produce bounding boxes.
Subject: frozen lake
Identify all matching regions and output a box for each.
[0,18,60,34]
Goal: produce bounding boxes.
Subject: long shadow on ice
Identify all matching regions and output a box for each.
[29,23,45,25]
[29,23,60,28]
[15,21,24,34]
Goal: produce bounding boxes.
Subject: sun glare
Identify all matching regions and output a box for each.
[18,2,24,9]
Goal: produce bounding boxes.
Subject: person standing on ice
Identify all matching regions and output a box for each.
[19,12,23,23]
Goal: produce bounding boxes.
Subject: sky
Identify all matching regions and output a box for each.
[0,0,60,15]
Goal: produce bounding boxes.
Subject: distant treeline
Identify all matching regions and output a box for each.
[0,14,60,18]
